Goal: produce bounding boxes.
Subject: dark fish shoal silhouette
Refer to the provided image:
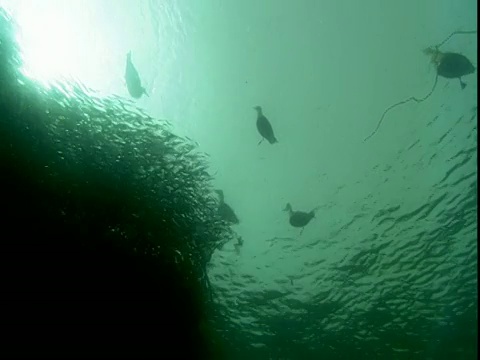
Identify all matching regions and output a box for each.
[254,106,278,145]
[125,51,148,99]
[215,190,239,224]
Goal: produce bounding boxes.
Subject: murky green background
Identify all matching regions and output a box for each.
[0,1,476,358]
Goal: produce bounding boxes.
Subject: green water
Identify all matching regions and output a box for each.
[0,1,477,359]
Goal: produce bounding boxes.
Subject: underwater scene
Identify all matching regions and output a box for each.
[0,1,477,359]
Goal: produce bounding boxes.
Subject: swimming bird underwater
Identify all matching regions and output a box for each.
[423,47,475,89]
[125,51,148,99]
[364,30,476,142]
[283,203,318,234]
[254,106,278,145]
[234,236,244,254]
[215,190,239,224]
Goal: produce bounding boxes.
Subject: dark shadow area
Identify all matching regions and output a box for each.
[0,8,228,359]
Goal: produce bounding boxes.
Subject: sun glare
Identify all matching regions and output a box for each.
[19,15,80,82]
[1,0,118,91]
